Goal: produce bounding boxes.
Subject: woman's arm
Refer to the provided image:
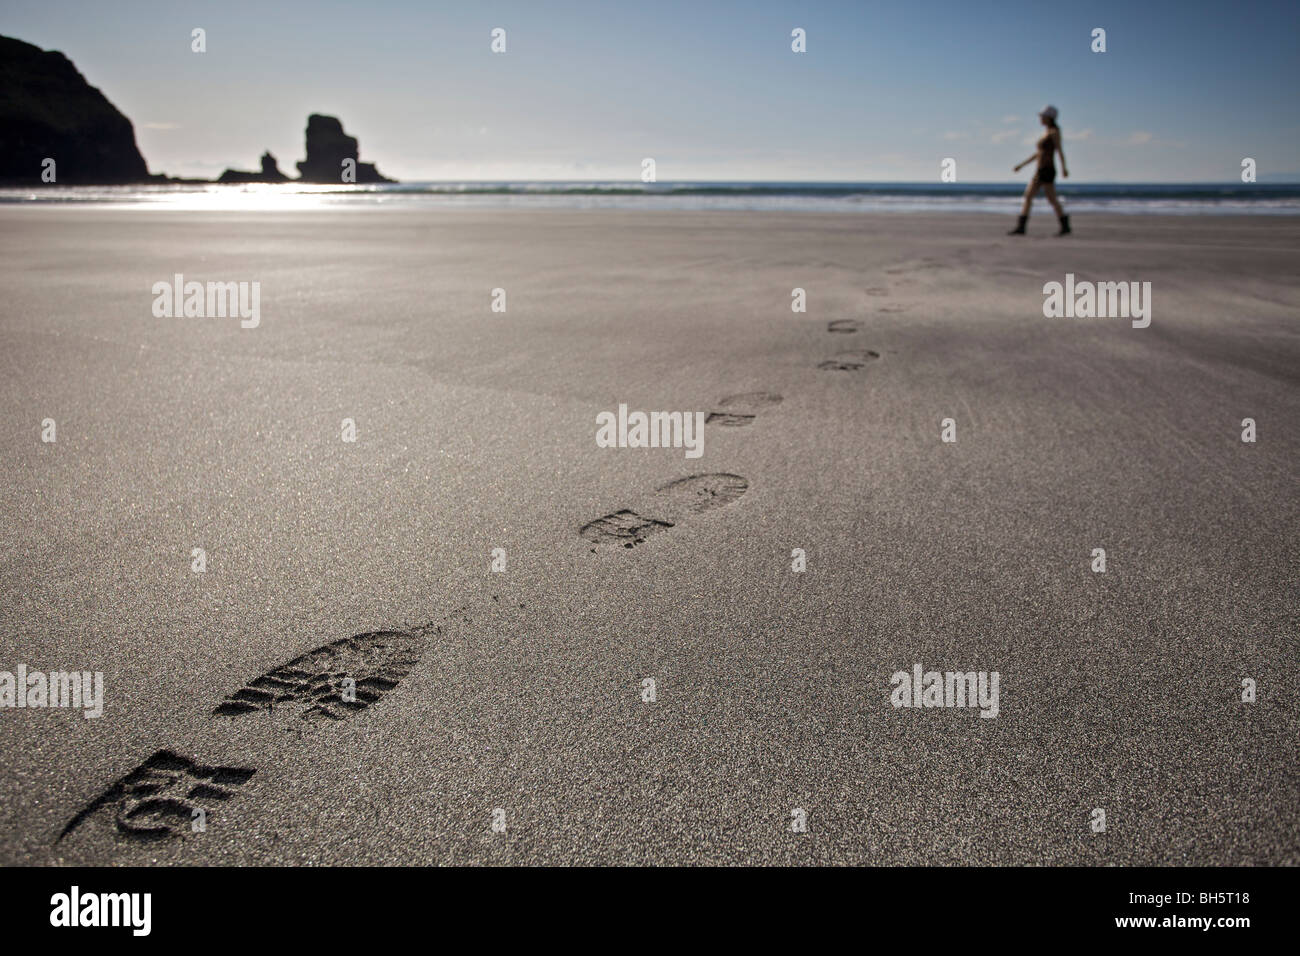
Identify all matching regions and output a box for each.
[1013,153,1037,172]
[1055,131,1068,178]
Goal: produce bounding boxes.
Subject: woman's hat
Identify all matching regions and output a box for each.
[1039,105,1058,120]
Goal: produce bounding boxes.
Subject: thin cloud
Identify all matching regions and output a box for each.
[1122,130,1185,149]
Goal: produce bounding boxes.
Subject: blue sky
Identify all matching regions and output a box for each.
[4,0,1297,181]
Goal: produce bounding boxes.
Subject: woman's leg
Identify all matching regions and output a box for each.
[1020,180,1040,216]
[1042,183,1064,216]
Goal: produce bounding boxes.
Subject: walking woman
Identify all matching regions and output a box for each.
[1009,105,1070,235]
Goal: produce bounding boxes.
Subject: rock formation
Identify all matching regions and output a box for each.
[0,34,152,184]
[218,151,290,184]
[0,34,397,186]
[295,114,394,184]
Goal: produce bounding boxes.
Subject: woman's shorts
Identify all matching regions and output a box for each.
[1035,166,1056,185]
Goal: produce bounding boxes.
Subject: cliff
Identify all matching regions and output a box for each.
[1,35,397,186]
[0,34,151,184]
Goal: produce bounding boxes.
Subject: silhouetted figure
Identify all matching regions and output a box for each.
[1009,106,1070,236]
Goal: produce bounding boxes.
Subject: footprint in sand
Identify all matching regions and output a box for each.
[60,608,471,847]
[818,349,880,371]
[581,473,749,550]
[213,627,435,722]
[877,305,906,313]
[705,391,784,427]
[827,319,861,334]
[58,750,256,843]
[865,286,889,296]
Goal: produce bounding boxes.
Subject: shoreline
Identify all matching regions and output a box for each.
[4,181,1298,216]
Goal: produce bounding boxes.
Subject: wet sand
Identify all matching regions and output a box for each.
[1,207,1297,864]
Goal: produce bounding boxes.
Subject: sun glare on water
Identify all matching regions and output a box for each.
[1,182,387,210]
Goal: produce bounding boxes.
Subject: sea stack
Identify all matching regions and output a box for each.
[295,114,394,184]
[218,151,291,184]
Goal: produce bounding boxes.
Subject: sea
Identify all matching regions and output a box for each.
[3,181,1298,214]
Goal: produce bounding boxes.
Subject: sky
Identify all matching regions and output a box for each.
[4,0,1297,182]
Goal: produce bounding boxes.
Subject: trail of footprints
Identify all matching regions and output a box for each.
[61,278,901,851]
[822,283,893,366]
[579,277,897,552]
[60,619,453,843]
[577,391,778,549]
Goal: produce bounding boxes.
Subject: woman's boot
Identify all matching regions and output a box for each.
[1007,215,1027,235]
[1057,214,1071,235]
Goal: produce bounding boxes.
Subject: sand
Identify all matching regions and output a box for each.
[0,207,1296,865]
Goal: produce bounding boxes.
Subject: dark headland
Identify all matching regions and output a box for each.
[0,35,151,184]
[0,34,395,185]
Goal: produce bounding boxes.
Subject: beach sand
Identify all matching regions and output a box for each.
[1,207,1296,865]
